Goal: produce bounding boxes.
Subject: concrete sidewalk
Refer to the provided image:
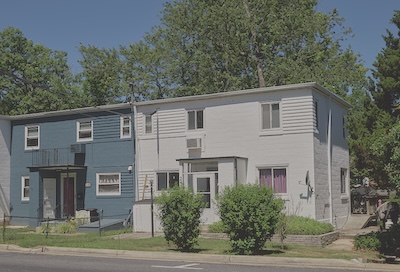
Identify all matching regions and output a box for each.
[0,243,399,271]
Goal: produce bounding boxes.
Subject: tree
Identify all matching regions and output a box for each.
[370,10,400,116]
[156,186,205,251]
[121,0,366,98]
[346,89,393,184]
[216,184,284,254]
[78,44,125,105]
[0,27,83,115]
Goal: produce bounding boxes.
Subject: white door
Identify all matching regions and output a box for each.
[43,178,57,219]
[192,173,219,224]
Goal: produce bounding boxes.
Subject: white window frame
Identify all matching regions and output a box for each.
[120,115,131,138]
[156,171,179,191]
[187,109,204,131]
[145,115,153,134]
[258,166,288,194]
[96,173,121,196]
[260,102,281,130]
[25,125,40,150]
[21,176,30,201]
[77,119,93,142]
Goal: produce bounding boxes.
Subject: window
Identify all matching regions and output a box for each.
[25,125,40,150]
[259,168,287,193]
[188,110,204,130]
[21,176,30,201]
[314,100,319,131]
[340,168,347,194]
[145,115,152,134]
[96,173,121,196]
[157,172,179,191]
[197,177,211,208]
[120,115,131,138]
[342,115,346,139]
[77,120,93,141]
[261,103,280,129]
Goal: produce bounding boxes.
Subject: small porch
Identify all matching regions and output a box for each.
[28,146,87,227]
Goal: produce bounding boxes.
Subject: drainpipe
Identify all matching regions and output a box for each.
[130,83,139,203]
[327,97,333,225]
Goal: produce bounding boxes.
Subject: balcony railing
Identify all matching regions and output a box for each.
[31,147,85,167]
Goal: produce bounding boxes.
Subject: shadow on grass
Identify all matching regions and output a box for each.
[168,248,209,253]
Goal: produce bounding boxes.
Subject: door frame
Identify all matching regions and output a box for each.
[60,172,77,217]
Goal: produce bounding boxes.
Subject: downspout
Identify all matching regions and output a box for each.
[130,83,139,203]
[327,97,333,225]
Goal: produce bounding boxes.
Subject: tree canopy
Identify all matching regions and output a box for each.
[0,27,84,115]
[119,0,366,99]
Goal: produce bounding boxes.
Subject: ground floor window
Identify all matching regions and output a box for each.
[259,168,287,193]
[96,173,121,196]
[21,176,30,201]
[157,171,179,191]
[341,168,347,194]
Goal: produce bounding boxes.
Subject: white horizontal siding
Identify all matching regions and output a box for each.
[282,96,314,134]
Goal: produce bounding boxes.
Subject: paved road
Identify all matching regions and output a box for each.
[0,251,386,272]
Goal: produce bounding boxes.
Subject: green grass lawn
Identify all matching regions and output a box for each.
[0,227,379,260]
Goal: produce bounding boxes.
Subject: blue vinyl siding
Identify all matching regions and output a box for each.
[9,108,134,226]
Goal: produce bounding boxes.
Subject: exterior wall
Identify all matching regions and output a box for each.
[135,87,322,230]
[0,118,11,221]
[9,108,134,226]
[313,92,350,229]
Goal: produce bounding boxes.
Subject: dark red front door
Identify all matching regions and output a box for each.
[63,177,75,217]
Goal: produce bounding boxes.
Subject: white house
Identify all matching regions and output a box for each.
[0,116,11,222]
[132,82,351,232]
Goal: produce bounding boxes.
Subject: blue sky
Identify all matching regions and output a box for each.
[0,0,399,75]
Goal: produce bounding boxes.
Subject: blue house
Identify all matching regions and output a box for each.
[5,104,134,227]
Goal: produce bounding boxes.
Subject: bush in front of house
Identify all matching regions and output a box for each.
[156,186,205,251]
[216,184,284,255]
[377,224,400,256]
[285,215,334,235]
[208,220,228,233]
[353,232,380,251]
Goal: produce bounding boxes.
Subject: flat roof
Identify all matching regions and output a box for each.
[135,82,352,109]
[0,82,351,120]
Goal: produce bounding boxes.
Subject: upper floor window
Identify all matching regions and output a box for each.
[21,176,30,201]
[342,115,346,139]
[259,167,287,193]
[157,171,179,191]
[25,125,40,150]
[77,120,93,142]
[314,100,319,131]
[145,115,153,134]
[120,115,131,138]
[96,173,121,196]
[261,103,280,129]
[188,110,204,130]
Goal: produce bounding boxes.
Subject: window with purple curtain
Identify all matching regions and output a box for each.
[259,168,287,193]
[259,169,272,188]
[273,168,287,193]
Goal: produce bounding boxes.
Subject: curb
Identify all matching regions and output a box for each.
[1,244,400,271]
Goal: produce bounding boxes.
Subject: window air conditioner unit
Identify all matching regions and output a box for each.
[186,138,202,149]
[70,144,86,153]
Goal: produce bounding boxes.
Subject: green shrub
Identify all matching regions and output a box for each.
[285,216,334,235]
[156,186,205,251]
[377,224,400,256]
[208,221,228,233]
[354,232,380,251]
[216,184,284,255]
